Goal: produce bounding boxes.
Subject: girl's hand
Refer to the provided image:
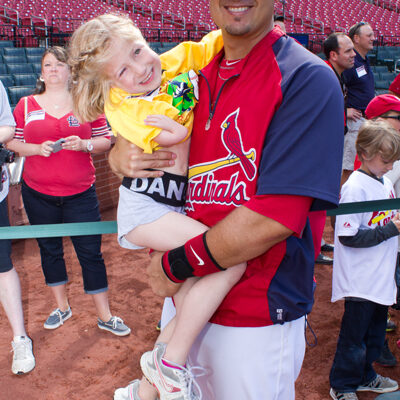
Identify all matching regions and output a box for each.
[38,141,54,157]
[145,114,188,147]
[145,114,179,131]
[391,213,400,232]
[62,136,84,151]
[108,135,176,178]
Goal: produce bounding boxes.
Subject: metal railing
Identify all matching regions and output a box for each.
[0,5,19,26]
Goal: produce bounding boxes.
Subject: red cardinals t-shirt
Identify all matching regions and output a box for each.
[13,95,110,196]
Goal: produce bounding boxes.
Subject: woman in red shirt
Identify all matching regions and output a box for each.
[7,47,130,336]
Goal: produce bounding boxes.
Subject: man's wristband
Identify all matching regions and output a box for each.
[161,232,225,283]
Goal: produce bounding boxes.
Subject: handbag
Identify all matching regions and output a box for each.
[7,96,27,185]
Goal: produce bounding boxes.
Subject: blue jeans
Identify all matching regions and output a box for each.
[329,299,388,392]
[21,182,108,294]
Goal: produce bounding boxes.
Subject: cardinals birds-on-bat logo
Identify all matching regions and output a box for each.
[221,109,256,180]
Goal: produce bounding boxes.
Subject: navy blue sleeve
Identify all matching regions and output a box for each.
[339,222,399,248]
[257,42,344,211]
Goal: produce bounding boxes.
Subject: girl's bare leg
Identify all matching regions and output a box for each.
[125,211,208,252]
[164,264,245,365]
[126,212,245,397]
[0,268,26,337]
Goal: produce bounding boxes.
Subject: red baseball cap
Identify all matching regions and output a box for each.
[389,73,400,96]
[365,94,400,119]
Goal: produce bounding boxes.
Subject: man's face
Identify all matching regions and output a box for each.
[354,24,375,52]
[331,35,355,71]
[209,0,274,39]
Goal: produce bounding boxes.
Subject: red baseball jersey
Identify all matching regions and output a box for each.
[186,28,344,327]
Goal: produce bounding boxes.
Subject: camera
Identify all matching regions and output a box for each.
[0,144,15,165]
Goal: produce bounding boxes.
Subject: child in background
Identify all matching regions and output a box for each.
[363,94,400,366]
[69,14,245,400]
[329,119,400,400]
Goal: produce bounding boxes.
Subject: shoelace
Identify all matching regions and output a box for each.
[109,316,123,329]
[51,308,67,325]
[11,339,30,360]
[177,364,208,400]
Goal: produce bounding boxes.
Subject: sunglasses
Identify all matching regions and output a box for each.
[349,21,368,38]
[381,115,400,121]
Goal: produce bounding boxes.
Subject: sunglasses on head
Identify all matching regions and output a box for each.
[381,115,400,121]
[349,21,368,38]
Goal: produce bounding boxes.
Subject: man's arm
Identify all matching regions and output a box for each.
[206,206,292,268]
[147,205,294,297]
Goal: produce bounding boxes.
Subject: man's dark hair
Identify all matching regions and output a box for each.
[323,32,346,60]
[274,15,284,23]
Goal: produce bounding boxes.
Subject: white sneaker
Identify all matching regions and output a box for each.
[11,336,35,375]
[114,380,142,400]
[140,342,204,400]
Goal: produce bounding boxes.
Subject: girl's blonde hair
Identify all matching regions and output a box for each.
[356,119,400,162]
[68,13,146,122]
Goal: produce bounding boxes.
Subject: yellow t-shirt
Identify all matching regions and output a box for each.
[105,30,223,153]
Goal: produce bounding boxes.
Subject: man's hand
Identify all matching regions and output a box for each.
[146,251,182,297]
[347,108,362,121]
[108,135,176,178]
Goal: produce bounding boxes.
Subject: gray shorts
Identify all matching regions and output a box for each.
[117,185,185,250]
[343,117,364,171]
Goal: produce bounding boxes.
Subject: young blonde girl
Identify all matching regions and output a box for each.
[69,14,245,400]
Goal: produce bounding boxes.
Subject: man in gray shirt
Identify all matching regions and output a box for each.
[0,81,35,374]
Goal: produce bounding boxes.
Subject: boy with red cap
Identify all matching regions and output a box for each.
[329,119,400,400]
[352,94,400,367]
[354,94,400,172]
[389,74,400,98]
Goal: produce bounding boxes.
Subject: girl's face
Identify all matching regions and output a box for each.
[41,53,70,86]
[361,152,394,178]
[106,38,162,94]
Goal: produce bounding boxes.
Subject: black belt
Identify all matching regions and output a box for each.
[122,171,188,207]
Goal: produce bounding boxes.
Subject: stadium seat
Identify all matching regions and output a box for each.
[374,65,389,74]
[0,41,14,48]
[25,47,45,56]
[3,47,26,57]
[3,55,28,64]
[12,73,37,86]
[381,72,396,82]
[31,63,42,74]
[8,86,35,107]
[373,72,381,81]
[0,64,7,74]
[375,79,390,89]
[0,74,15,89]
[6,63,34,74]
[26,55,43,64]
